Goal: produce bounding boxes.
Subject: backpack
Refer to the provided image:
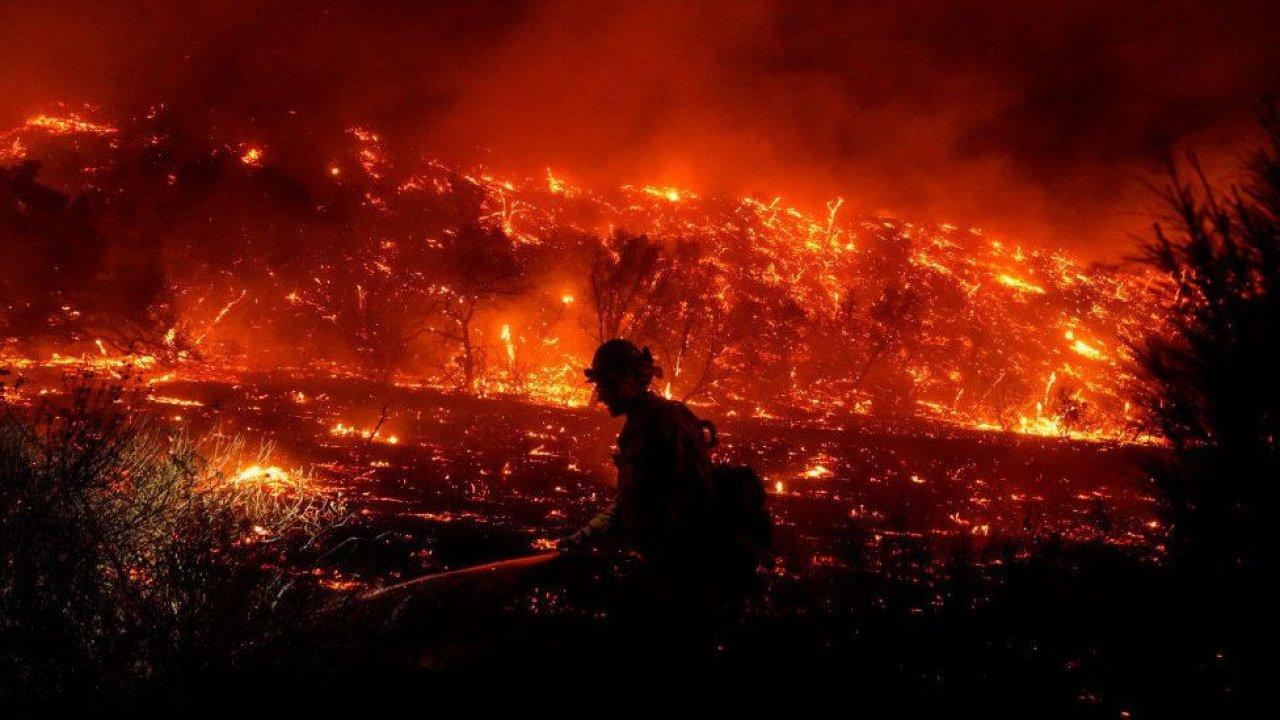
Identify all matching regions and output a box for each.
[692,415,773,567]
[711,462,773,564]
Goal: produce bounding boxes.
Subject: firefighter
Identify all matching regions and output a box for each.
[558,338,716,569]
[555,339,736,665]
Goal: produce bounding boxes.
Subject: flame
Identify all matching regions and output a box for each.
[500,323,516,364]
[23,114,117,136]
[803,464,833,479]
[232,464,294,491]
[1070,338,1105,360]
[546,169,573,195]
[0,109,1172,445]
[642,185,690,202]
[147,395,203,407]
[996,273,1046,294]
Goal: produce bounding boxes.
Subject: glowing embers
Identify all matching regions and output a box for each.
[22,113,117,136]
[802,461,835,479]
[545,169,576,196]
[146,394,204,407]
[1070,340,1105,360]
[329,421,399,445]
[996,273,1046,295]
[640,184,693,202]
[2,108,1169,442]
[348,126,387,179]
[1064,330,1106,361]
[483,361,593,408]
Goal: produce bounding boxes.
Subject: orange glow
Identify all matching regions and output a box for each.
[23,113,117,136]
[996,274,1046,295]
[642,185,691,202]
[231,464,297,493]
[803,464,833,479]
[0,108,1172,445]
[330,422,399,445]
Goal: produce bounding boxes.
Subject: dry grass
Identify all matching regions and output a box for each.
[0,381,347,708]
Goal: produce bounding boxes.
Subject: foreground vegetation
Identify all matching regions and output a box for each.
[1134,103,1280,712]
[0,382,345,710]
[0,104,1275,717]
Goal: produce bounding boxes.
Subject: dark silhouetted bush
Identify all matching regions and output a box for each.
[0,382,345,709]
[1135,102,1279,708]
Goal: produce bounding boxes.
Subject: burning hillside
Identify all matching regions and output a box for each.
[1,108,1168,441]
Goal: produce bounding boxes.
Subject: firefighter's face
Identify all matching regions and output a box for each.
[594,375,644,416]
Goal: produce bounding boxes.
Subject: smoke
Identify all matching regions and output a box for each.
[3,0,1278,257]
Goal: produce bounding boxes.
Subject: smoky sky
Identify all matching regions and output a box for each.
[3,0,1278,257]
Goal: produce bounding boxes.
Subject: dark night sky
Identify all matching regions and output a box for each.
[3,0,1278,257]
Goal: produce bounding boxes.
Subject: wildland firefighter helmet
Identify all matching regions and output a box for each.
[583,339,663,386]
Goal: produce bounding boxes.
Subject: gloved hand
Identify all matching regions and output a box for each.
[556,530,591,554]
[559,504,617,554]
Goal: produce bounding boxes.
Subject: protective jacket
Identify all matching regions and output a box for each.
[575,392,715,564]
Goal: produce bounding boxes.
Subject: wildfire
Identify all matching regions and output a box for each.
[23,113,117,136]
[0,112,117,161]
[0,107,1172,445]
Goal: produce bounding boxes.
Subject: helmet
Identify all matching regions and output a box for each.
[583,339,662,385]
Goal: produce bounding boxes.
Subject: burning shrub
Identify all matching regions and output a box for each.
[0,383,346,708]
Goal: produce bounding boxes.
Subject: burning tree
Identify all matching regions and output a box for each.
[628,239,730,401]
[297,233,446,382]
[849,285,927,417]
[289,162,528,388]
[424,222,528,390]
[587,231,668,344]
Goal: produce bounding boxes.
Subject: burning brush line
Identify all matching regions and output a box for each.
[1,109,1170,443]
